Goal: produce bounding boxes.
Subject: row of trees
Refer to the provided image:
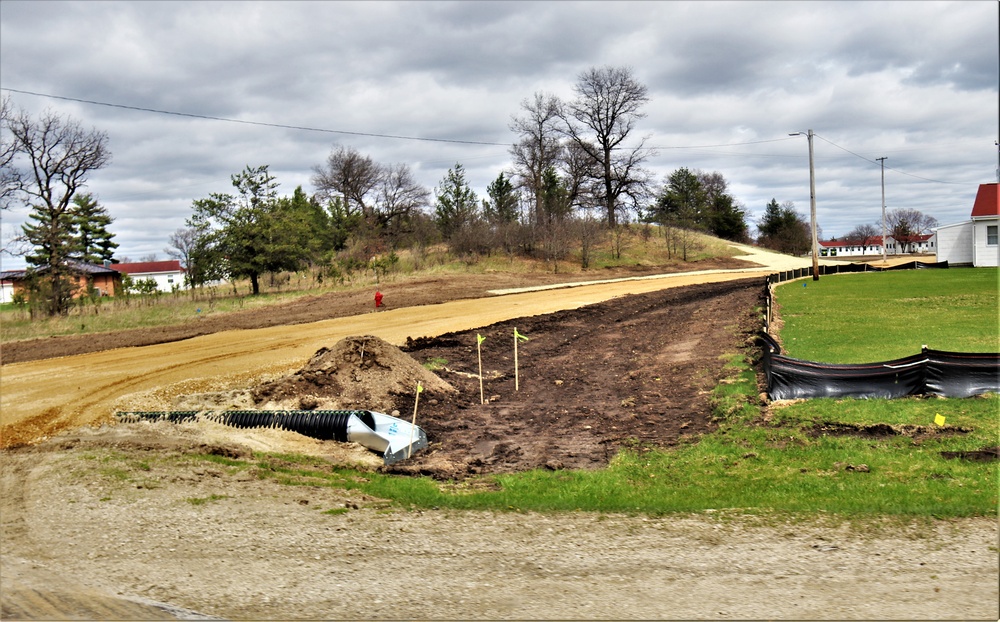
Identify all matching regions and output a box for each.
[5,65,942,316]
[167,66,753,295]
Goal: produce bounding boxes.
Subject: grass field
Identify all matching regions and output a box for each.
[773,267,999,362]
[176,268,999,518]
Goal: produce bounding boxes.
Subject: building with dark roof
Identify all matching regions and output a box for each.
[0,261,121,304]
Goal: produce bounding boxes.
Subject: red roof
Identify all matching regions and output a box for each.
[892,233,933,243]
[113,260,184,274]
[971,183,999,218]
[819,238,882,248]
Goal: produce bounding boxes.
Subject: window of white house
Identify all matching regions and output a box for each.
[988,225,998,246]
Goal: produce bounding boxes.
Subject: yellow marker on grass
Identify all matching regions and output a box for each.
[934,413,946,426]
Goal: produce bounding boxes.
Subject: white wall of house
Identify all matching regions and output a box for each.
[0,281,14,304]
[972,218,1000,267]
[819,244,882,257]
[124,271,185,292]
[934,222,974,265]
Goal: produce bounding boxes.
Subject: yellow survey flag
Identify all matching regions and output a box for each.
[934,413,946,426]
[477,333,485,345]
[514,328,529,342]
[417,382,423,393]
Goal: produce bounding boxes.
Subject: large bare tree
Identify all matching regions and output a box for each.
[312,147,428,239]
[845,223,882,250]
[886,208,938,253]
[560,65,654,227]
[8,106,110,315]
[373,162,430,234]
[311,146,382,217]
[509,92,563,227]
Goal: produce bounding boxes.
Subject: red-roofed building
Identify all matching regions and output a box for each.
[817,238,886,257]
[112,260,186,292]
[935,183,999,267]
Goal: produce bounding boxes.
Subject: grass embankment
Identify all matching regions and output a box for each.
[1,230,738,342]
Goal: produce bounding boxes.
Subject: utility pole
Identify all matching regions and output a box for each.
[877,156,887,265]
[789,130,820,280]
[807,129,819,280]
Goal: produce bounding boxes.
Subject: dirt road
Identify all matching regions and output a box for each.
[3,434,995,620]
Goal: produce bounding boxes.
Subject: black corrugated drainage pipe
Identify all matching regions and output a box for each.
[115,410,428,465]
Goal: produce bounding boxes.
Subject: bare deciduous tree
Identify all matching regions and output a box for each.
[509,92,564,227]
[311,146,382,217]
[560,65,654,227]
[845,223,882,251]
[0,95,21,210]
[886,208,938,253]
[8,107,110,315]
[374,162,430,234]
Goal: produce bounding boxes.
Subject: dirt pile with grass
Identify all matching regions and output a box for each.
[174,335,457,414]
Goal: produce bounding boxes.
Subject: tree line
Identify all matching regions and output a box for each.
[171,66,753,292]
[3,65,939,316]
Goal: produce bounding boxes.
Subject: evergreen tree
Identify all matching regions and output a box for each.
[484,171,519,224]
[654,167,705,228]
[756,199,810,255]
[71,193,118,264]
[434,164,478,239]
[187,165,313,295]
[539,166,571,224]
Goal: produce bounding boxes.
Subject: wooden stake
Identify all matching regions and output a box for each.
[407,382,422,459]
[513,327,529,391]
[477,334,485,404]
[514,328,520,391]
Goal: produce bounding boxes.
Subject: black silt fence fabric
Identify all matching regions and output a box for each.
[766,260,949,286]
[924,350,1000,399]
[759,341,1000,400]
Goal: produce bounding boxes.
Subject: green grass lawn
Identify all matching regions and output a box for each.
[774,267,999,362]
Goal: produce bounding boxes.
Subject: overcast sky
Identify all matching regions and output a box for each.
[1,0,997,269]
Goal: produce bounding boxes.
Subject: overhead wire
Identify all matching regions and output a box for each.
[813,133,966,185]
[3,87,975,186]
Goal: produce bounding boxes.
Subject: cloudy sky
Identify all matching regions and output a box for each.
[1,1,997,268]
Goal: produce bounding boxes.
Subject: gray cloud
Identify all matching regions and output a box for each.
[1,0,996,267]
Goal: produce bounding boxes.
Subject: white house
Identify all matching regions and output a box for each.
[886,233,935,255]
[113,260,186,292]
[818,239,884,258]
[935,183,999,267]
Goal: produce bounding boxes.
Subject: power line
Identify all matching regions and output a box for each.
[4,88,976,186]
[1,87,513,147]
[5,87,810,154]
[648,136,798,150]
[814,133,966,185]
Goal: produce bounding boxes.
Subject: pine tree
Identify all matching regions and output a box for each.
[434,164,478,239]
[72,193,118,264]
